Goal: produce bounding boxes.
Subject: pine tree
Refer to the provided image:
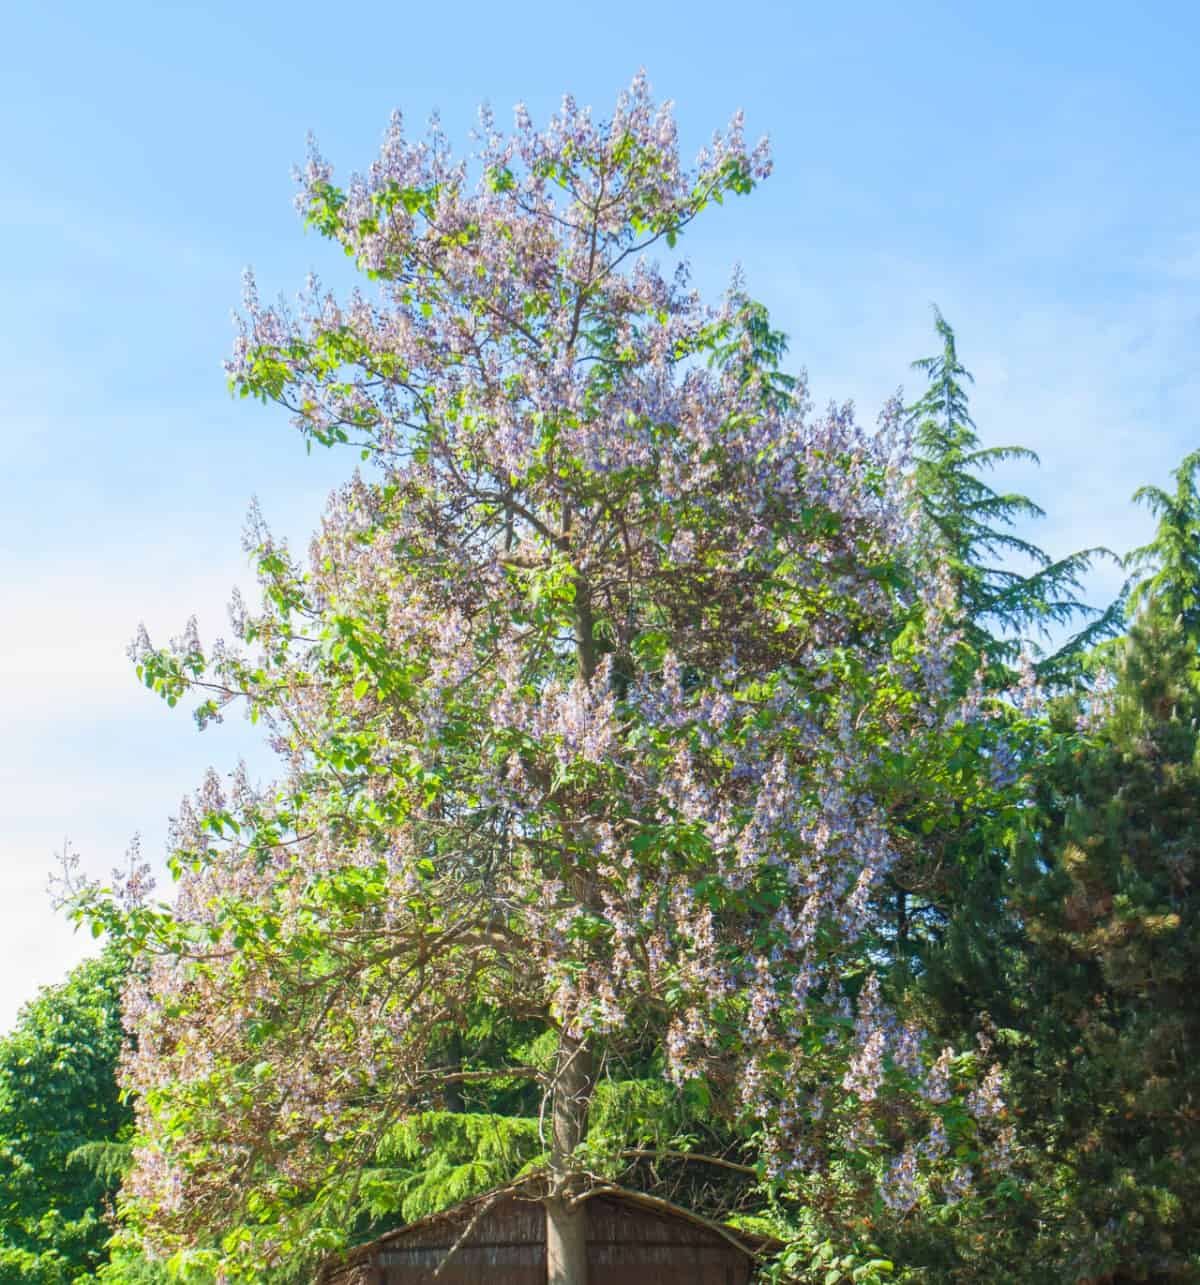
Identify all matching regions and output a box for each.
[866,314,1132,1279]
[885,308,1099,979]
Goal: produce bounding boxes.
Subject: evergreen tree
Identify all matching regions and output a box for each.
[883,308,1086,980]
[907,307,1118,678]
[861,314,1133,1280]
[890,305,1123,1106]
[1012,599,1200,1280]
[1127,448,1200,639]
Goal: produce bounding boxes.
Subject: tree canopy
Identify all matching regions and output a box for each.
[43,75,1200,1285]
[0,950,130,1283]
[1008,606,1200,1279]
[63,77,1012,1283]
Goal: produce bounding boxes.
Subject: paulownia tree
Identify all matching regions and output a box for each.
[65,77,1004,1283]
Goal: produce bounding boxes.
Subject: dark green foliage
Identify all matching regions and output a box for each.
[0,950,131,1283]
[835,446,1200,1283]
[346,1063,752,1238]
[1010,604,1200,1280]
[907,307,1118,678]
[871,588,1200,1281]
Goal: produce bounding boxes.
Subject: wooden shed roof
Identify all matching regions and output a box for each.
[317,1182,780,1284]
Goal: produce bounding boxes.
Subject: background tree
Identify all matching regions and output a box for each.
[885,308,1117,1016]
[0,949,130,1283]
[906,306,1118,679]
[66,79,1001,1283]
[1003,449,1200,1280]
[1126,447,1200,637]
[1008,605,1200,1280]
[834,313,1132,1281]
[892,448,1200,1282]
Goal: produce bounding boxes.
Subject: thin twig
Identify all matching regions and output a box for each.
[431,1186,509,1278]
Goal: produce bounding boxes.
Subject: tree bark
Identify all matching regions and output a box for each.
[545,1195,589,1285]
[573,580,599,684]
[546,1031,593,1285]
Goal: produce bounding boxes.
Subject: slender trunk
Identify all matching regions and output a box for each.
[546,1031,593,1285]
[574,591,598,686]
[572,561,599,687]
[442,1028,465,1113]
[549,528,596,1285]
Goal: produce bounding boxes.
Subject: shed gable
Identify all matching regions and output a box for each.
[321,1190,761,1285]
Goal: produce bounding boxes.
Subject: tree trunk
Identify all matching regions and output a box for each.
[545,1195,588,1285]
[546,1031,593,1285]
[441,1028,465,1113]
[552,543,596,1285]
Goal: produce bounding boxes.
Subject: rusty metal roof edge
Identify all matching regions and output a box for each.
[316,1177,781,1280]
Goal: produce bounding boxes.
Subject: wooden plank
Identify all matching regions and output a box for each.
[587,1196,727,1246]
[379,1247,545,1268]
[336,1189,762,1284]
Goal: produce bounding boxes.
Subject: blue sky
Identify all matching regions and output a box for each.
[2,0,1197,1029]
